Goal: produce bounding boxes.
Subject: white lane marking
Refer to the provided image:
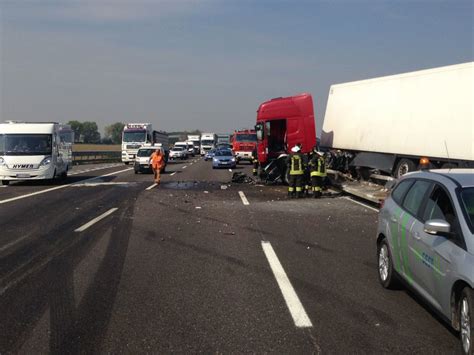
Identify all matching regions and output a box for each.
[71,182,130,187]
[343,196,379,213]
[0,234,31,253]
[146,183,158,190]
[170,172,177,176]
[238,191,249,205]
[74,208,118,232]
[261,241,313,328]
[0,168,132,205]
[228,169,232,172]
[182,166,187,169]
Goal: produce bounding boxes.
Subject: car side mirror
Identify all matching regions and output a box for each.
[424,219,451,236]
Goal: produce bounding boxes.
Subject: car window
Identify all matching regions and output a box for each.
[402,180,432,217]
[422,184,457,224]
[392,179,414,204]
[460,187,474,233]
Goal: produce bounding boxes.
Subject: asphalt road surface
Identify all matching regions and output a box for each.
[0,158,460,353]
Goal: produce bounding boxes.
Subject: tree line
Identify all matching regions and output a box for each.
[68,121,124,145]
[67,121,202,145]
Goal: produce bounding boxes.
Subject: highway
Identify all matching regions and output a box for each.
[0,158,459,353]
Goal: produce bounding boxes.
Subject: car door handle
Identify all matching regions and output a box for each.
[390,217,398,223]
[413,232,421,240]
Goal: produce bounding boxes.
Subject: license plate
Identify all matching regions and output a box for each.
[16,174,31,178]
[143,164,149,168]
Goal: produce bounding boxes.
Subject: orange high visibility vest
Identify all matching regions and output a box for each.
[150,152,164,169]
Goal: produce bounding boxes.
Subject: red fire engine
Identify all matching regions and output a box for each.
[231,129,257,163]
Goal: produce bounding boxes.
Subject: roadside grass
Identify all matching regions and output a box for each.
[73,144,121,152]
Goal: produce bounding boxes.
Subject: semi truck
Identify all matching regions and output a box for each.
[321,62,474,178]
[187,135,201,155]
[121,123,169,164]
[231,129,257,163]
[200,133,217,155]
[255,93,317,182]
[0,121,72,185]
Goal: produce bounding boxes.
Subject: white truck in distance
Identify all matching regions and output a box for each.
[321,62,474,178]
[0,121,72,185]
[122,123,168,164]
[200,133,216,155]
[187,135,201,155]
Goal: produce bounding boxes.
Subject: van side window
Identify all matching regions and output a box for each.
[391,180,414,204]
[402,180,432,217]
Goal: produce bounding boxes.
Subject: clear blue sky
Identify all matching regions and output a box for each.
[1,0,472,136]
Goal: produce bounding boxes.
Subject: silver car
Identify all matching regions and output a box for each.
[376,169,474,354]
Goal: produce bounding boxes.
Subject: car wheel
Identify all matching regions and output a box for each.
[394,158,416,178]
[377,238,398,289]
[460,287,473,354]
[2,180,9,186]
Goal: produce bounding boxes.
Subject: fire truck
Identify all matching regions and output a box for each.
[231,129,257,163]
[255,93,316,182]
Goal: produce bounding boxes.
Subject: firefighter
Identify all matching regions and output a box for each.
[286,145,305,198]
[150,148,164,185]
[309,147,327,198]
[251,147,258,176]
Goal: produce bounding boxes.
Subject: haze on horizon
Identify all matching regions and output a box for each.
[1,0,472,136]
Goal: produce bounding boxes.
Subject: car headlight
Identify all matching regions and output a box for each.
[231,157,236,162]
[40,156,52,167]
[213,158,218,162]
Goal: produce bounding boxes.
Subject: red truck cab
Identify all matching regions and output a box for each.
[231,129,257,162]
[255,93,316,166]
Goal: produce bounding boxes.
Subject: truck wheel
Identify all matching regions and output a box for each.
[377,238,398,289]
[124,162,129,165]
[394,159,416,178]
[460,287,473,355]
[2,180,9,186]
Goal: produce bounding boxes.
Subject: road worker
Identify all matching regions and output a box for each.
[150,148,164,185]
[286,144,305,198]
[309,147,327,198]
[251,147,258,176]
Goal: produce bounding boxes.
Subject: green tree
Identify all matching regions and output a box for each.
[104,122,125,144]
[67,120,83,143]
[81,121,101,143]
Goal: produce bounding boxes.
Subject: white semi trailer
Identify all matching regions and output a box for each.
[321,62,474,178]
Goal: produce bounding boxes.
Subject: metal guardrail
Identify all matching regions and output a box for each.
[72,151,121,165]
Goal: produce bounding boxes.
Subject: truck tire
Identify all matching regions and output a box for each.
[124,162,129,165]
[459,287,473,354]
[1,180,9,186]
[394,159,416,178]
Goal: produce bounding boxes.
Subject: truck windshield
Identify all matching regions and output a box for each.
[201,140,214,145]
[172,147,184,151]
[235,134,257,142]
[123,131,146,142]
[460,187,474,234]
[0,134,52,155]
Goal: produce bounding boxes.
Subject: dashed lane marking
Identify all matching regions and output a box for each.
[342,196,379,213]
[74,207,118,232]
[146,183,158,190]
[182,166,187,169]
[262,241,313,328]
[170,172,177,176]
[0,168,132,205]
[238,191,249,205]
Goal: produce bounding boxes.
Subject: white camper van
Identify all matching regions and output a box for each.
[0,122,72,185]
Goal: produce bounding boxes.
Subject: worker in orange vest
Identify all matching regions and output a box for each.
[150,148,164,184]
